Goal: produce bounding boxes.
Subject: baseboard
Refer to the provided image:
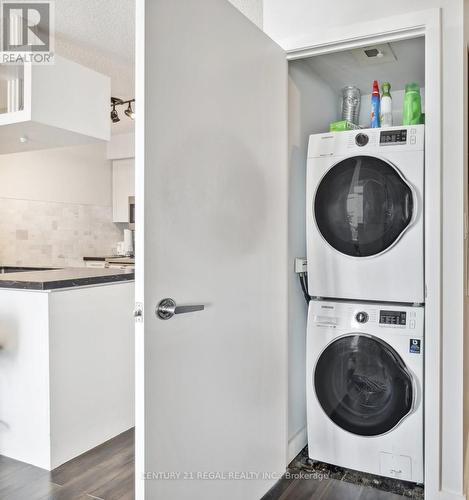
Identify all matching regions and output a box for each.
[437,490,465,500]
[288,426,307,463]
[465,433,469,500]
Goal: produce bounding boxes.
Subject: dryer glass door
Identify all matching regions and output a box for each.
[314,334,413,436]
[314,156,414,257]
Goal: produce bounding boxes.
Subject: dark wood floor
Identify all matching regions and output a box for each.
[0,429,408,500]
[0,428,134,500]
[262,475,409,500]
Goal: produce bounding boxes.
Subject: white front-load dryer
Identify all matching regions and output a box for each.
[307,299,424,483]
[307,125,424,303]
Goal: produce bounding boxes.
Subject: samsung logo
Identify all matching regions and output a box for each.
[321,305,334,309]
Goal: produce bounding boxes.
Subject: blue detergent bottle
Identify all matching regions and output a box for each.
[371,80,381,128]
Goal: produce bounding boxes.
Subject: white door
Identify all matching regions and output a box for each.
[135,1,288,499]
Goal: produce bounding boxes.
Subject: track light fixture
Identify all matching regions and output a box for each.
[124,100,135,120]
[111,106,120,123]
[110,97,135,123]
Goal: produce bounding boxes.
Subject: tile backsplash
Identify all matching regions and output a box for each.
[0,198,123,267]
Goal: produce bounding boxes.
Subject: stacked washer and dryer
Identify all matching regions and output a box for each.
[305,125,425,484]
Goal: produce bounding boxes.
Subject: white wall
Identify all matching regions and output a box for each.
[107,132,135,160]
[264,1,466,498]
[287,60,337,461]
[463,2,469,497]
[264,0,459,50]
[0,143,123,266]
[228,0,263,27]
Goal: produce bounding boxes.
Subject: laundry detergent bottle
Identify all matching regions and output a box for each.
[370,80,380,128]
[403,82,422,125]
[380,82,393,127]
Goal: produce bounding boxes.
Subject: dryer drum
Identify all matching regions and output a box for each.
[314,334,413,436]
[314,156,414,257]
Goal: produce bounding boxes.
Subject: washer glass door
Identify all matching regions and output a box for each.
[314,334,413,436]
[314,156,414,257]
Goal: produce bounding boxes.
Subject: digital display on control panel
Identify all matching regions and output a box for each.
[380,129,407,145]
[379,310,407,325]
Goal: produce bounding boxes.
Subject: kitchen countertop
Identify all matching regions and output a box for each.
[0,267,135,291]
[83,256,135,265]
[106,257,135,265]
[0,266,57,273]
[83,256,135,262]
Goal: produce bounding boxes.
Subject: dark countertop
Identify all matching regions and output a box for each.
[0,268,135,291]
[83,256,135,263]
[0,266,57,273]
[106,257,135,265]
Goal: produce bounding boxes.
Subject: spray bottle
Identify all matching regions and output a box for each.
[370,80,380,128]
[380,82,393,127]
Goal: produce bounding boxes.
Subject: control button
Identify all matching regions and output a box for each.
[410,136,416,145]
[355,133,369,147]
[409,319,416,329]
[355,311,369,324]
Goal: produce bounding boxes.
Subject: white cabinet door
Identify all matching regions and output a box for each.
[136,0,288,499]
[112,159,135,223]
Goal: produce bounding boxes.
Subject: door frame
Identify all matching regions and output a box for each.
[285,9,443,500]
[134,0,145,499]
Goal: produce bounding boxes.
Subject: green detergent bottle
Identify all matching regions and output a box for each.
[403,82,422,125]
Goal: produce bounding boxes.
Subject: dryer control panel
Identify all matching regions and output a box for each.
[380,129,408,145]
[307,124,424,158]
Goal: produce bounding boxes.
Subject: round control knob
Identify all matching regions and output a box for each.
[355,133,369,147]
[355,311,369,323]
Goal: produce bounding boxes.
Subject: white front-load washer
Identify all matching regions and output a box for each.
[307,125,424,303]
[307,299,424,483]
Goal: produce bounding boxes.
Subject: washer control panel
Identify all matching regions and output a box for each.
[311,301,422,333]
[379,310,407,326]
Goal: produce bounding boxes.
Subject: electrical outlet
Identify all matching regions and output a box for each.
[295,258,307,274]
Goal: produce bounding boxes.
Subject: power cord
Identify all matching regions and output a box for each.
[299,272,310,304]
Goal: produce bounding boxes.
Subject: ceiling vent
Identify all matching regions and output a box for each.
[351,43,397,65]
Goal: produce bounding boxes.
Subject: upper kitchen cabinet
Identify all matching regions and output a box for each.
[112,158,135,223]
[0,56,110,154]
[107,133,135,224]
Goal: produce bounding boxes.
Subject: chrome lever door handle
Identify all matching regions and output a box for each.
[174,304,204,314]
[156,298,205,320]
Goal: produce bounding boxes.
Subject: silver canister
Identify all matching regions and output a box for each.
[341,86,361,125]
